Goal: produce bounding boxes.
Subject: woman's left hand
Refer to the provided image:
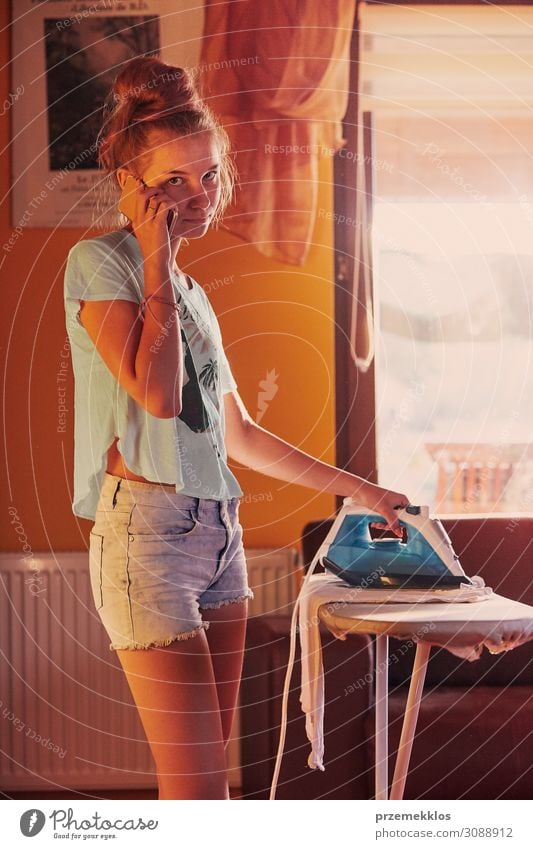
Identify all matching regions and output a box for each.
[348,482,411,537]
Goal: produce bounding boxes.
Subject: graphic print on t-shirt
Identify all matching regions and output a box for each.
[177,294,221,434]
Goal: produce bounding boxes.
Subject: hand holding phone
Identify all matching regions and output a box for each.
[118,174,178,264]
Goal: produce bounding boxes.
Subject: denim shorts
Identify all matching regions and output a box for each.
[88,473,254,651]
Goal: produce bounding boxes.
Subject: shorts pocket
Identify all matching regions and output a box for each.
[88,530,104,610]
[129,502,199,540]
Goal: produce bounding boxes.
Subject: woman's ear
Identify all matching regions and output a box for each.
[116,167,136,191]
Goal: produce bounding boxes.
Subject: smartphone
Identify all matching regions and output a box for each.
[167,208,178,230]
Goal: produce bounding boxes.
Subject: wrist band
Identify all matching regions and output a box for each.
[138,295,182,327]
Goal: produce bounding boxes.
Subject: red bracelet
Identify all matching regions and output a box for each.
[138,295,182,326]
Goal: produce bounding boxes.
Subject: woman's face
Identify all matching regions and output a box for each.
[137,130,222,239]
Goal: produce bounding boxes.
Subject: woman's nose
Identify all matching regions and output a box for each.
[187,184,211,211]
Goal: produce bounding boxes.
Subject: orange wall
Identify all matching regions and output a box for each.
[1,7,336,553]
[180,159,337,551]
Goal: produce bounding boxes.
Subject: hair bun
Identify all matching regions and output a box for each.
[110,55,201,119]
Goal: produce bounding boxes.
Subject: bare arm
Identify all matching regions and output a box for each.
[79,258,183,418]
[224,389,410,533]
[79,176,185,418]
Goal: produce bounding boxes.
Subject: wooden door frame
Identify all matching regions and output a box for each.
[333,6,377,514]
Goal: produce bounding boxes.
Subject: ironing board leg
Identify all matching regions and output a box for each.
[374,634,389,800]
[389,641,431,800]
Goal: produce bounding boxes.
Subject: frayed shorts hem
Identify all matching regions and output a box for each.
[109,622,210,651]
[108,592,253,650]
[199,590,254,610]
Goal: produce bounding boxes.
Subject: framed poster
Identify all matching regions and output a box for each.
[10,0,204,228]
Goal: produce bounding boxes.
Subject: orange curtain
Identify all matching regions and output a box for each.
[199,0,357,265]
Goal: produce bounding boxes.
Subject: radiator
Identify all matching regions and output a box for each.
[0,546,301,793]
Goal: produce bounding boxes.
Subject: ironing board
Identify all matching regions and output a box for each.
[304,575,533,801]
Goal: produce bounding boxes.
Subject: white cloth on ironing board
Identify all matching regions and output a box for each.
[298,572,533,771]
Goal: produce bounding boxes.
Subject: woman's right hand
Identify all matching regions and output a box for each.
[353,481,412,537]
[118,174,178,268]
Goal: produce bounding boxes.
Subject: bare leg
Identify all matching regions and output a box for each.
[200,599,248,747]
[116,628,228,800]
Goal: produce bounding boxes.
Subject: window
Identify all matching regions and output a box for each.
[359,2,533,513]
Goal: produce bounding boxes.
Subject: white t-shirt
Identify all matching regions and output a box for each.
[64,228,243,520]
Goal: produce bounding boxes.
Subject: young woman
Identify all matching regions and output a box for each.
[64,55,411,800]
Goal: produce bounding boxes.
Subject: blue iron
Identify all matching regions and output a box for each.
[311,501,473,589]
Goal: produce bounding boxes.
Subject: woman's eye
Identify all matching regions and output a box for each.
[166,171,217,186]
